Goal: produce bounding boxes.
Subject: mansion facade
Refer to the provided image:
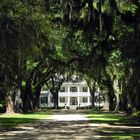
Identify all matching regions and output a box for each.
[39,80,102,109]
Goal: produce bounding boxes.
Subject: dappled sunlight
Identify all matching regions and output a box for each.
[89,122,140,129]
[0,112,52,120]
[16,126,35,130]
[86,112,140,128]
[48,114,88,121]
[0,111,140,139]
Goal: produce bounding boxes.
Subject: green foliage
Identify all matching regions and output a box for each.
[48,26,69,62]
[26,60,39,71]
[120,2,138,14]
[74,31,91,55]
[0,0,140,113]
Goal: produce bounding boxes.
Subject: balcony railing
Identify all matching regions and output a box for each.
[59,92,90,96]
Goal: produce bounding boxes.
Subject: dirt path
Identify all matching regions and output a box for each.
[0,111,140,140]
[0,113,102,140]
[49,114,88,121]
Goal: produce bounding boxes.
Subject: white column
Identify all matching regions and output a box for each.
[88,87,90,106]
[48,95,50,107]
[88,96,90,106]
[77,84,80,106]
[67,85,70,106]
[68,96,70,106]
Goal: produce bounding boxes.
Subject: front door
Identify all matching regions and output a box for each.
[70,97,77,105]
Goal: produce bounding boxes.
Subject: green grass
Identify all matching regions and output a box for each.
[0,111,52,127]
[87,110,140,125]
[87,110,140,139]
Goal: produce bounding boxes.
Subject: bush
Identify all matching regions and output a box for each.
[0,104,6,113]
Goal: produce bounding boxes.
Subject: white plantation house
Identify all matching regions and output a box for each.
[39,77,104,109]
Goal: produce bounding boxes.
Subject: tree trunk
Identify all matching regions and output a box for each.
[53,93,59,109]
[14,87,22,113]
[86,79,96,108]
[33,86,42,110]
[115,93,120,112]
[104,68,116,111]
[107,82,116,111]
[134,84,140,111]
[23,81,33,112]
[108,92,116,111]
[91,93,95,108]
[119,93,127,111]
[102,94,109,111]
[6,88,15,114]
[98,0,103,34]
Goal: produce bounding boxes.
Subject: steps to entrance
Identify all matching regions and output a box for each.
[69,105,77,110]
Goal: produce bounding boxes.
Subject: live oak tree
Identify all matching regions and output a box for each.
[0,0,140,114]
[48,0,140,112]
[0,0,49,113]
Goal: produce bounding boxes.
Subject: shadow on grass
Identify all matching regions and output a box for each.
[0,117,38,128]
[23,111,52,115]
[1,118,140,140]
[87,111,140,126]
[94,128,140,140]
[0,110,140,140]
[87,111,140,139]
[0,111,52,129]
[94,124,140,139]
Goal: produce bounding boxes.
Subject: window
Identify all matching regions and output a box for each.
[70,87,77,92]
[41,97,48,104]
[60,87,65,92]
[51,97,54,103]
[83,87,88,92]
[60,97,65,103]
[83,97,88,103]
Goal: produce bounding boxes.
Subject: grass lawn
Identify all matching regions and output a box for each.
[86,110,140,139]
[0,111,52,127]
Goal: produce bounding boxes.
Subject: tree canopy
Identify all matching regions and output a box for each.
[0,0,140,114]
